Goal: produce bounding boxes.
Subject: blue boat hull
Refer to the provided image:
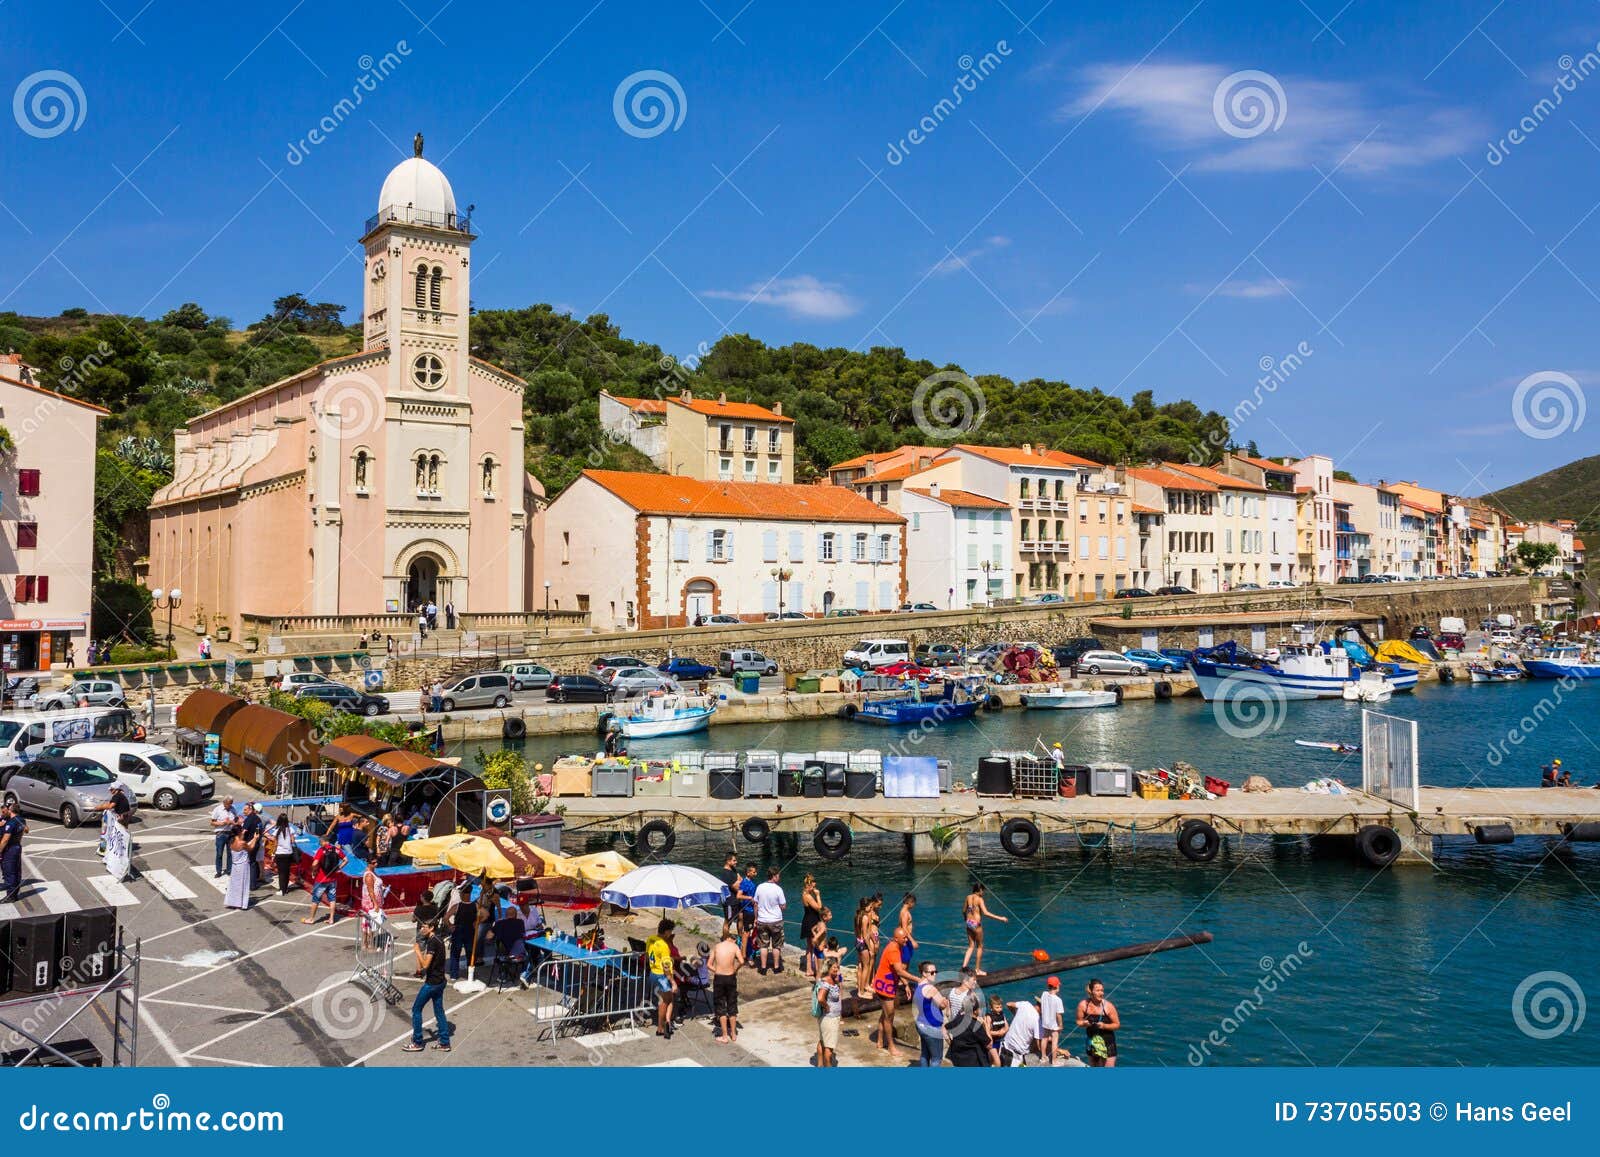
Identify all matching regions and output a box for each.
[1523,659,1600,679]
[852,698,982,726]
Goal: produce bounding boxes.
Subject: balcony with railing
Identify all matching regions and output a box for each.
[365,204,473,235]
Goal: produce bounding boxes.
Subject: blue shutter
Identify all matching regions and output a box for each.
[762,582,779,613]
[789,530,804,562]
[725,530,734,561]
[817,532,827,561]
[855,581,869,610]
[705,532,716,562]
[762,530,778,563]
[673,529,690,562]
[789,581,804,611]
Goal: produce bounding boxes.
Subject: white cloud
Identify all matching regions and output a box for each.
[930,234,1012,276]
[704,275,859,320]
[1195,278,1294,300]
[1066,61,1479,174]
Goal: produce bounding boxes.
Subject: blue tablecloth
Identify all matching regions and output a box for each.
[527,933,621,965]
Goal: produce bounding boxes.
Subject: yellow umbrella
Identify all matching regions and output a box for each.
[554,849,637,886]
[400,832,540,880]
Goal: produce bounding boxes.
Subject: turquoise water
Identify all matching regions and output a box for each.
[468,680,1600,1065]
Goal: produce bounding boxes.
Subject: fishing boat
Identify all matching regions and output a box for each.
[1342,671,1393,702]
[1467,662,1523,683]
[610,693,716,739]
[848,680,983,726]
[1294,739,1361,754]
[1018,687,1118,710]
[1191,640,1353,701]
[1522,644,1600,680]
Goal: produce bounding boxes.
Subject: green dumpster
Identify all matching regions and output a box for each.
[794,675,821,694]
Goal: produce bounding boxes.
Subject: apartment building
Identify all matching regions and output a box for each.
[1167,463,1297,587]
[827,446,946,490]
[901,483,1013,608]
[1291,455,1337,583]
[1121,466,1218,591]
[598,390,796,483]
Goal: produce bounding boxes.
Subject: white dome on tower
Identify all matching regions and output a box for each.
[378,156,456,217]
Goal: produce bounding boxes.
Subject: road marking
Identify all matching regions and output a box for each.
[146,868,197,901]
[573,1027,648,1049]
[87,875,140,907]
[34,878,78,913]
[190,865,230,894]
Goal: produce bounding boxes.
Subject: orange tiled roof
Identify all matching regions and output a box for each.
[1131,503,1163,515]
[611,395,794,423]
[1232,453,1295,472]
[852,463,920,484]
[0,373,111,416]
[950,443,1099,469]
[609,395,669,415]
[905,487,1009,511]
[583,471,902,523]
[1574,539,1586,551]
[1163,462,1268,491]
[1125,466,1218,492]
[830,446,945,471]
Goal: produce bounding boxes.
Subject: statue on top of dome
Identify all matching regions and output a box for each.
[413,131,424,158]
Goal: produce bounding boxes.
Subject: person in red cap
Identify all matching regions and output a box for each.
[1039,976,1065,1063]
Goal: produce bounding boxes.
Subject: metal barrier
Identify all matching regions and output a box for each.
[350,912,402,1006]
[1362,709,1419,811]
[528,951,654,1039]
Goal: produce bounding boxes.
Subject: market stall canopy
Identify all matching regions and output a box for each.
[217,705,319,788]
[520,844,637,887]
[176,689,247,736]
[358,748,456,787]
[600,863,728,910]
[320,734,399,768]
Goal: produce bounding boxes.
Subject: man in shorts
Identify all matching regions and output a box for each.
[1001,996,1042,1066]
[815,956,843,1067]
[737,863,759,958]
[753,866,787,974]
[300,834,344,925]
[708,921,743,1044]
[645,918,678,1039]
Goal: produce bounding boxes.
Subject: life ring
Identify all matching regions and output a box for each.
[1112,684,1124,703]
[637,820,677,859]
[486,796,513,825]
[741,818,771,844]
[813,819,852,860]
[503,716,527,740]
[1154,681,1173,701]
[839,703,859,720]
[999,818,1041,858]
[1176,819,1220,862]
[1355,824,1401,868]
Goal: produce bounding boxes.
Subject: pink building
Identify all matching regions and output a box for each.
[149,142,541,631]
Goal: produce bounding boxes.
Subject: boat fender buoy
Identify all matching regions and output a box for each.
[636,819,677,859]
[741,818,771,844]
[1355,824,1401,867]
[1561,821,1600,843]
[999,817,1041,858]
[1031,949,1050,963]
[503,716,527,740]
[1176,819,1220,862]
[1111,684,1124,703]
[1472,823,1515,845]
[814,819,852,860]
[1154,681,1173,701]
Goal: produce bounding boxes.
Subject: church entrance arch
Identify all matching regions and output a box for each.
[407,555,441,609]
[395,540,461,613]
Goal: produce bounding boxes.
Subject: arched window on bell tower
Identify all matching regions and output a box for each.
[430,266,443,311]
[414,264,428,309]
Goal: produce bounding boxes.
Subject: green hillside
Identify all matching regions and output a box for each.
[1482,455,1600,538]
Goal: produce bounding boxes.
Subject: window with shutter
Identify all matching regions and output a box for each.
[762,530,778,563]
[673,529,690,562]
[13,575,25,602]
[788,530,804,562]
[16,523,38,549]
[35,575,47,602]
[18,469,40,497]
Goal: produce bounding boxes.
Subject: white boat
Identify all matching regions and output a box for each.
[611,693,716,739]
[1018,686,1118,710]
[1341,671,1393,702]
[1523,645,1600,680]
[1191,641,1353,701]
[1467,663,1523,683]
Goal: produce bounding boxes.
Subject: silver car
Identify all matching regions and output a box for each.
[1074,650,1147,676]
[37,679,127,710]
[499,661,554,690]
[3,757,118,827]
[437,671,514,711]
[607,667,677,696]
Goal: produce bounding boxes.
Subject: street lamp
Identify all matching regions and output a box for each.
[981,560,993,606]
[543,580,552,637]
[770,567,793,617]
[151,588,183,659]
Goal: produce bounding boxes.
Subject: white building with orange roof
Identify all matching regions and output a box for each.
[826,446,947,489]
[598,389,796,483]
[901,481,1013,608]
[542,470,905,629]
[1166,462,1298,587]
[1120,466,1219,591]
[1290,455,1337,583]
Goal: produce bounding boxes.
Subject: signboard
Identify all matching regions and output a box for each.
[385,599,401,613]
[204,733,220,766]
[363,668,384,691]
[101,813,131,882]
[0,619,43,632]
[224,656,237,685]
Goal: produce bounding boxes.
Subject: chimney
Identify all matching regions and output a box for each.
[718,391,727,404]
[929,481,941,499]
[680,389,692,403]
[772,401,782,416]
[1021,442,1033,455]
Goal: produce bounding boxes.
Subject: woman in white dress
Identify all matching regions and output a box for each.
[225,828,252,910]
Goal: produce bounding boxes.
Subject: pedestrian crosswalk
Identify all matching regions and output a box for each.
[146,868,197,902]
[0,855,236,919]
[87,875,140,907]
[190,865,230,895]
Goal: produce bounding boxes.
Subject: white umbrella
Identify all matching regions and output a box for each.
[601,863,729,910]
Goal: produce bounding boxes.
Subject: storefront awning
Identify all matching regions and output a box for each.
[319,734,399,768]
[219,705,318,772]
[357,749,458,787]
[176,688,247,736]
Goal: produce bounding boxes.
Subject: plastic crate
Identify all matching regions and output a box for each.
[671,766,708,798]
[1089,762,1133,797]
[552,757,592,798]
[1136,778,1167,800]
[634,761,672,798]
[592,760,635,798]
[744,750,780,799]
[1204,775,1230,798]
[849,749,883,791]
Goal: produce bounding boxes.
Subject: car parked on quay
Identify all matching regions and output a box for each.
[606,666,678,695]
[35,678,127,710]
[66,741,214,811]
[1073,650,1148,676]
[659,656,716,680]
[499,661,554,690]
[293,681,391,716]
[914,643,965,667]
[436,671,514,711]
[2,756,120,828]
[1114,588,1154,599]
[546,675,615,703]
[1122,648,1182,673]
[590,655,653,675]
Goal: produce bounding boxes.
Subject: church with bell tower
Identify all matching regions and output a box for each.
[148,139,542,633]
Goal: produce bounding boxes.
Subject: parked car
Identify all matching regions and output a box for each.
[1158,647,1193,668]
[437,671,514,711]
[67,741,214,811]
[843,638,910,669]
[1122,648,1181,673]
[36,679,127,710]
[1233,582,1263,591]
[293,681,391,716]
[718,649,778,676]
[764,611,810,622]
[1489,630,1518,647]
[1052,637,1105,668]
[1265,580,1298,589]
[497,661,554,690]
[1437,632,1466,652]
[1073,650,1147,676]
[1114,588,1154,599]
[897,602,940,613]
[1337,576,1363,584]
[1410,626,1434,640]
[1155,585,1195,596]
[0,707,140,770]
[1024,593,1065,604]
[914,643,965,667]
[877,662,935,679]
[545,675,613,704]
[2,757,119,827]
[607,666,677,694]
[273,672,338,693]
[699,614,743,626]
[824,608,862,618]
[966,642,1009,667]
[590,655,652,675]
[659,656,716,680]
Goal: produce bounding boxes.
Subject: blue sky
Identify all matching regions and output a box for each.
[5,0,1599,491]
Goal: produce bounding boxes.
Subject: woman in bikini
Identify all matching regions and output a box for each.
[856,896,881,997]
[1076,978,1121,1067]
[799,875,823,977]
[961,881,1008,976]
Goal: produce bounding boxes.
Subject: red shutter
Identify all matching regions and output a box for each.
[17,469,40,497]
[11,575,23,603]
[15,523,37,549]
[35,576,48,602]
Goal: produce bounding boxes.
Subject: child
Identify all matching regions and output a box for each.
[984,994,1008,1067]
[1039,976,1065,1063]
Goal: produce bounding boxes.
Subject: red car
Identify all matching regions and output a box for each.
[876,662,934,679]
[1437,632,1466,652]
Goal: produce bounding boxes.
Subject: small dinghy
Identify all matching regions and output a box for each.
[1019,687,1118,710]
[1294,739,1361,754]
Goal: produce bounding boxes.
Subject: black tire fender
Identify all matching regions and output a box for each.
[839,703,858,720]
[984,694,1003,712]
[1154,681,1173,700]
[636,819,676,859]
[1355,824,1401,868]
[1176,819,1220,862]
[1112,684,1124,703]
[503,715,527,740]
[814,819,852,860]
[741,818,771,844]
[999,817,1041,858]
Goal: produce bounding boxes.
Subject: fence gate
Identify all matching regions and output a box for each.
[1362,709,1419,810]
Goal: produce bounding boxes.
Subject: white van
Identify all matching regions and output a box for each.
[843,638,910,669]
[0,707,140,770]
[67,741,215,811]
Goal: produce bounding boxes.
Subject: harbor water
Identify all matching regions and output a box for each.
[468,679,1600,1065]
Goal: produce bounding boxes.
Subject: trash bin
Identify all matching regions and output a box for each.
[744,750,779,798]
[737,672,761,694]
[794,675,822,694]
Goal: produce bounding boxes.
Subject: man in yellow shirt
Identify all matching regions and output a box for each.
[645,918,678,1039]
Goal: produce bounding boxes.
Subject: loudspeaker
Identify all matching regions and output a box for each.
[5,914,62,994]
[2,1038,103,1067]
[61,907,117,987]
[0,921,11,996]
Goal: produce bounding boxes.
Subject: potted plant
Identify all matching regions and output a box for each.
[192,603,208,634]
[214,616,232,643]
